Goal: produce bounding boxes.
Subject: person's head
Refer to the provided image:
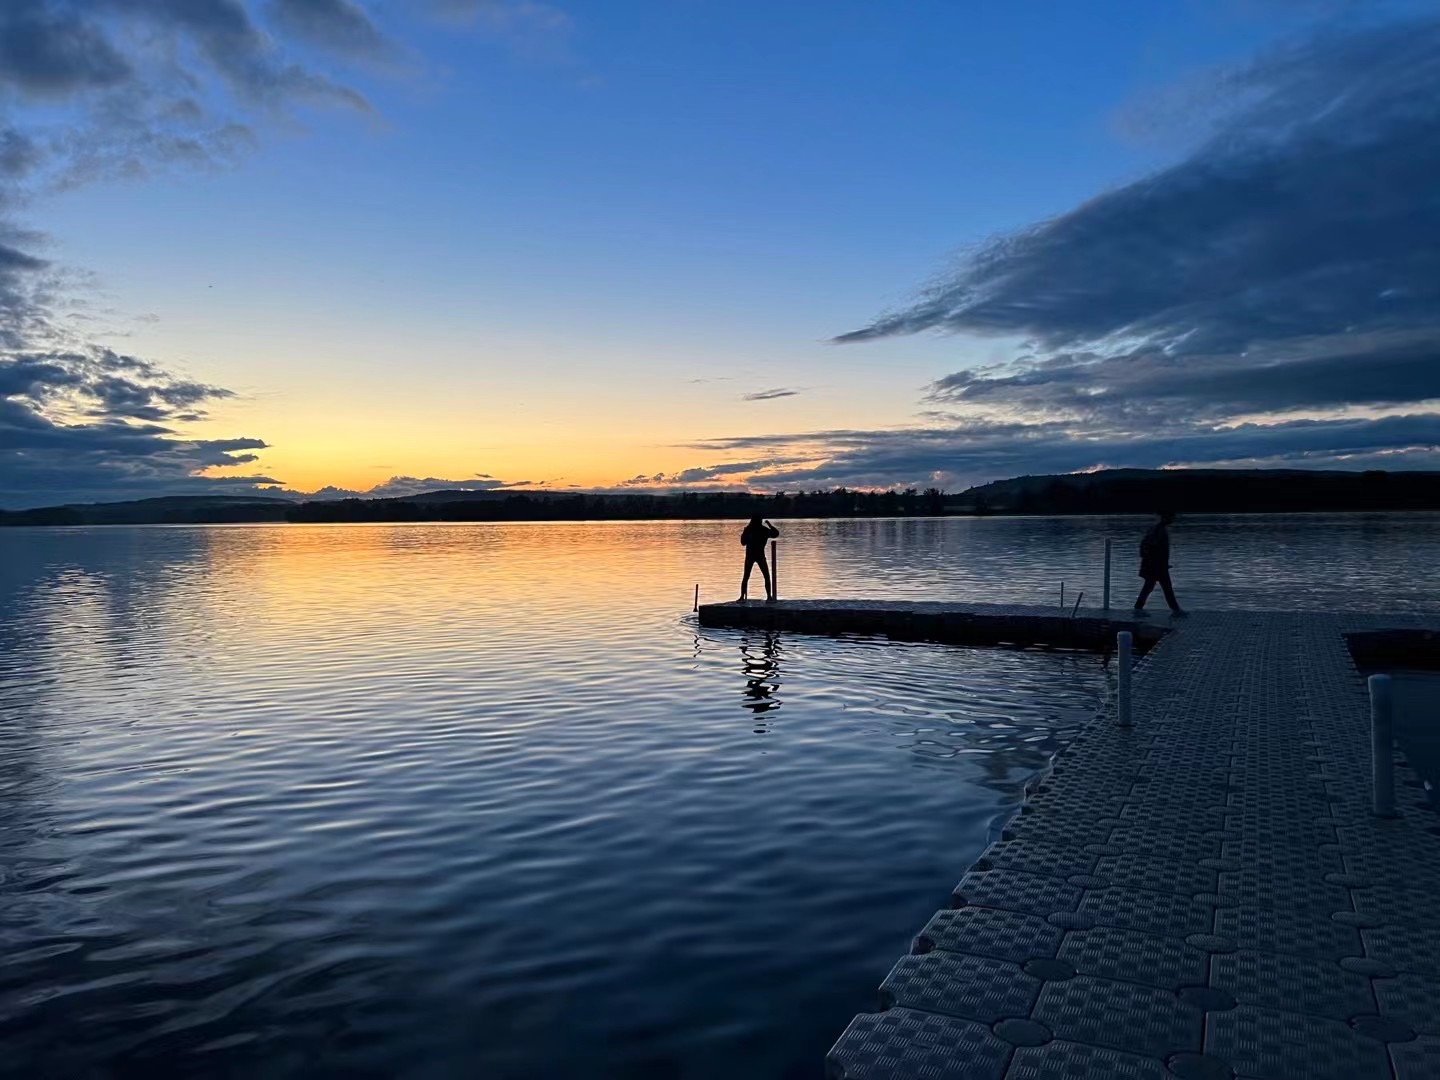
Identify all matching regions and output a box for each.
[747,515,764,529]
[1158,510,1176,526]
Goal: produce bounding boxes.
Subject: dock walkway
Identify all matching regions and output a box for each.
[698,601,1440,1079]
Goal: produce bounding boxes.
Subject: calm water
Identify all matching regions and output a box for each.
[1,514,1437,1078]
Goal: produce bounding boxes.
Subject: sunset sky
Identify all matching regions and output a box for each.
[2,0,1438,507]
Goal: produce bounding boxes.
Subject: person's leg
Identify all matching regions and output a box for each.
[1134,578,1156,610]
[1159,571,1182,612]
[756,554,774,599]
[741,555,755,599]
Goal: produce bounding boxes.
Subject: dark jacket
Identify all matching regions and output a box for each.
[1139,523,1170,579]
[741,522,779,555]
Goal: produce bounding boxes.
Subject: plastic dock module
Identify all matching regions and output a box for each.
[702,603,1440,1080]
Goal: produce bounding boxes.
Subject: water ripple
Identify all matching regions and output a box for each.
[2,515,1429,1076]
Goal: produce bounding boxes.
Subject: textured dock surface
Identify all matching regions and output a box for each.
[706,603,1440,1079]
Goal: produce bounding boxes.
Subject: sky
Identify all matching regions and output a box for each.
[1,0,1439,507]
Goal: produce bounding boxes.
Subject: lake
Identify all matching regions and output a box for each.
[1,514,1437,1077]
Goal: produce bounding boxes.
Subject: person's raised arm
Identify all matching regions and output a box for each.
[766,521,779,538]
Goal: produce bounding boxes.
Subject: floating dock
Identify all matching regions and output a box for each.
[699,597,1171,650]
[699,601,1440,1079]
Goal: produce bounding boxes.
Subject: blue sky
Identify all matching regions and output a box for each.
[2,0,1438,506]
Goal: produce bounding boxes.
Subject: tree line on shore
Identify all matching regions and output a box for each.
[293,487,951,522]
[0,487,950,526]
[958,468,1440,516]
[3,469,1438,526]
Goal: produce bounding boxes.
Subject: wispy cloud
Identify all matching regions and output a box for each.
[742,387,802,402]
[425,0,573,35]
[268,0,398,62]
[422,0,575,62]
[617,458,804,487]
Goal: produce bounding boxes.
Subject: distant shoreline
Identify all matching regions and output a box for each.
[7,508,1440,529]
[4,467,1439,526]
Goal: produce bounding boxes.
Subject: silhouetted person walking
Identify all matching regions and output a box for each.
[1134,511,1185,615]
[739,516,779,601]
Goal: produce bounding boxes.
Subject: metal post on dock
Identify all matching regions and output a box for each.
[1369,674,1396,817]
[771,539,778,601]
[693,583,699,613]
[1060,581,1065,612]
[1117,631,1132,727]
[1103,538,1112,611]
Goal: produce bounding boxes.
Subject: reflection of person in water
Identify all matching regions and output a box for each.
[739,516,779,601]
[740,633,781,715]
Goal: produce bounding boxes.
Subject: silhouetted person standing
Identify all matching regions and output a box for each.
[1134,511,1185,615]
[739,516,779,601]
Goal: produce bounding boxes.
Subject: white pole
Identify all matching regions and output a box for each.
[1369,674,1396,817]
[1103,538,1112,611]
[1117,631,1132,728]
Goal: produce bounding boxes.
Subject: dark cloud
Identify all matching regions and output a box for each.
[741,387,802,402]
[0,5,131,99]
[797,14,1440,488]
[0,130,44,179]
[267,0,394,61]
[0,0,375,113]
[0,240,54,350]
[686,413,1440,491]
[0,0,593,508]
[929,331,1440,426]
[619,458,802,486]
[0,0,377,201]
[110,0,371,110]
[0,355,77,397]
[84,371,235,421]
[0,0,383,339]
[0,351,271,507]
[840,19,1440,354]
[0,0,403,507]
[0,0,584,508]
[0,244,47,274]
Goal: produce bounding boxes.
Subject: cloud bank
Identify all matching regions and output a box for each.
[0,348,277,507]
[0,0,386,508]
[653,13,1440,491]
[0,0,585,508]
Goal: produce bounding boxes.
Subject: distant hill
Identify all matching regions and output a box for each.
[0,494,295,526]
[951,468,1440,515]
[281,487,947,522]
[0,488,538,525]
[3,469,1438,525]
